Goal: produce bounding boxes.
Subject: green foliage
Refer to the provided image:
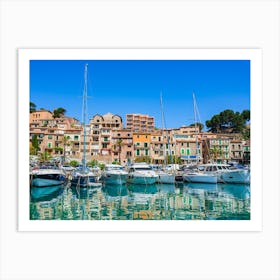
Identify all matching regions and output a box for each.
[166,155,182,165]
[206,109,250,134]
[88,159,98,167]
[52,107,67,119]
[39,151,52,162]
[30,102,36,113]
[31,135,40,155]
[54,147,63,152]
[98,163,105,170]
[135,156,151,164]
[69,160,79,167]
[112,160,120,165]
[242,127,250,140]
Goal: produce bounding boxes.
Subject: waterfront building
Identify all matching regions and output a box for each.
[133,132,151,160]
[230,139,244,163]
[126,113,155,132]
[111,129,133,165]
[203,137,230,163]
[243,140,250,164]
[171,126,203,164]
[88,113,123,163]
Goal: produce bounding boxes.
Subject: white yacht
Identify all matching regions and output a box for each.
[199,163,250,184]
[127,163,158,185]
[31,168,67,187]
[71,168,100,188]
[157,169,176,184]
[101,164,128,185]
[183,171,217,184]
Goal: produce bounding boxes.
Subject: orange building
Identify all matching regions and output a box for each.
[133,132,151,159]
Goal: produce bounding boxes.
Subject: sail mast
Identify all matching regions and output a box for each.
[192,92,199,164]
[82,64,88,171]
[160,91,167,166]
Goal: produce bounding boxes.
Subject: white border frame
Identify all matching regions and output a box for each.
[18,48,262,231]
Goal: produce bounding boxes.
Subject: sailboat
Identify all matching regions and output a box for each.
[71,64,101,188]
[183,92,218,184]
[157,92,176,184]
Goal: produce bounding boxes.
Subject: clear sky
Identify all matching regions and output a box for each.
[30,59,250,129]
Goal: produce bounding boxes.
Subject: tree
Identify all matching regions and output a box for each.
[206,109,249,134]
[30,102,36,113]
[189,122,204,131]
[116,139,123,164]
[39,151,52,162]
[241,110,250,122]
[69,160,79,167]
[209,146,224,162]
[52,107,66,118]
[135,156,151,164]
[61,135,72,164]
[88,159,98,167]
[31,135,40,155]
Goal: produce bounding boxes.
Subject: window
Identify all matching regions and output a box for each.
[74,136,79,141]
[145,150,149,156]
[136,142,140,146]
[104,137,108,142]
[181,148,184,154]
[48,135,52,139]
[186,149,190,155]
[187,142,189,148]
[144,142,148,148]
[136,149,140,156]
[47,142,52,148]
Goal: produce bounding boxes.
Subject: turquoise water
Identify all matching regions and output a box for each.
[30,183,250,220]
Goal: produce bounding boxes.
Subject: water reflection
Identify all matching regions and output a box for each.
[30,183,250,220]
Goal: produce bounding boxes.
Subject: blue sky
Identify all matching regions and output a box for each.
[30,60,250,129]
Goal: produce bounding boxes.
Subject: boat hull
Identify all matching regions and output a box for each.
[102,173,128,185]
[183,173,217,184]
[221,170,250,184]
[127,175,158,185]
[31,178,66,187]
[157,173,175,184]
[71,174,99,188]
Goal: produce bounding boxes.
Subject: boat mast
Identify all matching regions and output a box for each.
[192,92,199,165]
[160,91,172,166]
[82,64,88,172]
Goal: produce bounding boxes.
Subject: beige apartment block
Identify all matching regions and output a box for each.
[126,113,155,132]
[230,139,244,162]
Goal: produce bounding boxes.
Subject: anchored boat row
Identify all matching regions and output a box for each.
[30,161,250,188]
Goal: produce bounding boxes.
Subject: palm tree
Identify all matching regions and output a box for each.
[62,135,72,164]
[210,146,224,163]
[116,139,123,164]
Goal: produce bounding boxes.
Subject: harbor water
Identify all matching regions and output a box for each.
[30,182,250,220]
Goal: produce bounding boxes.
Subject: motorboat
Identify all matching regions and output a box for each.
[157,169,176,184]
[127,163,158,185]
[199,163,250,184]
[101,164,128,185]
[183,171,217,184]
[30,168,67,187]
[71,168,101,188]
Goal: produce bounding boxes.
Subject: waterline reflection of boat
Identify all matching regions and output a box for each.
[30,185,64,202]
[103,184,128,197]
